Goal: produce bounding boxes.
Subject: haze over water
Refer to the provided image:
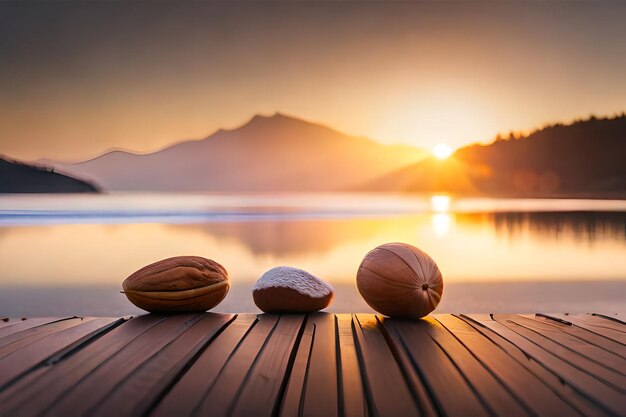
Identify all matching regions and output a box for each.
[1,193,624,316]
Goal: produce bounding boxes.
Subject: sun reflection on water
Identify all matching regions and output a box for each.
[430,195,450,213]
[431,213,453,237]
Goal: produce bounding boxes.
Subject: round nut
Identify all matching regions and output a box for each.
[122,256,229,313]
[252,266,333,313]
[356,243,443,319]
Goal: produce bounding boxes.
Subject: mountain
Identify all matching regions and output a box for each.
[46,113,426,192]
[0,156,99,193]
[371,115,626,197]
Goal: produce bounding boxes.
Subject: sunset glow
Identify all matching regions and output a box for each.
[1,3,625,160]
[432,144,453,160]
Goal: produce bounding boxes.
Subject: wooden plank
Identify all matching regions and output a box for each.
[458,314,613,417]
[299,313,340,417]
[417,315,530,417]
[279,318,315,417]
[539,313,626,345]
[0,317,94,354]
[376,317,438,417]
[0,317,70,339]
[231,314,305,417]
[90,313,235,417]
[0,318,23,328]
[593,313,625,326]
[492,314,625,389]
[382,317,490,417]
[45,314,204,417]
[437,314,594,417]
[524,314,625,359]
[0,315,164,417]
[151,314,257,417]
[353,314,422,417]
[192,314,279,417]
[463,314,626,416]
[1,312,622,417]
[336,314,366,417]
[0,317,121,389]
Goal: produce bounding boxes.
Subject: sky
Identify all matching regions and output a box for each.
[1,1,625,161]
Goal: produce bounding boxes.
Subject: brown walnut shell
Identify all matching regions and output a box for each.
[122,256,229,313]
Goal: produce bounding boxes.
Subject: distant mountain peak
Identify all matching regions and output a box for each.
[247,111,306,125]
[42,111,426,192]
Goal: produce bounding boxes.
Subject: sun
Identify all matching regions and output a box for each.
[432,143,453,160]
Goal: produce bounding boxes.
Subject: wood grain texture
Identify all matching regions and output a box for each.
[436,314,589,417]
[191,314,279,417]
[44,314,203,417]
[353,314,422,416]
[538,313,626,345]
[91,313,235,417]
[0,317,121,389]
[151,314,257,417]
[299,313,340,417]
[0,315,163,417]
[0,317,71,339]
[279,318,315,417]
[382,317,490,417]
[422,315,529,417]
[492,314,625,389]
[464,314,626,417]
[231,314,305,417]
[0,312,623,417]
[336,314,366,417]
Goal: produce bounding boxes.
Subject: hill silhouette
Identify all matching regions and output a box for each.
[0,156,99,193]
[47,113,426,192]
[372,114,626,197]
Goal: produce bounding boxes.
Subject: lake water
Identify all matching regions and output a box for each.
[1,193,625,316]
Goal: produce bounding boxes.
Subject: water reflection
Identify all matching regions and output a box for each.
[430,195,451,213]
[490,211,626,242]
[431,213,453,237]
[0,210,624,288]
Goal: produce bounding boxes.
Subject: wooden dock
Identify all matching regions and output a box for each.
[0,313,624,417]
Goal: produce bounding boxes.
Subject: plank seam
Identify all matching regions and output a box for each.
[493,317,625,391]
[351,315,376,417]
[141,314,238,417]
[0,316,169,417]
[526,315,626,359]
[298,321,317,417]
[271,315,309,417]
[535,313,572,325]
[188,315,261,416]
[84,314,207,416]
[540,314,626,344]
[225,316,283,417]
[0,317,78,339]
[422,324,497,417]
[592,313,626,326]
[378,320,445,417]
[334,315,345,417]
[433,316,536,417]
[376,316,439,417]
[456,314,617,416]
[0,317,128,393]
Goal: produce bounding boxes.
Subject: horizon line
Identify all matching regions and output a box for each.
[29,109,626,166]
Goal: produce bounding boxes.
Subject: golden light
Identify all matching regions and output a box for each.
[430,195,451,213]
[432,143,453,160]
[431,213,452,237]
